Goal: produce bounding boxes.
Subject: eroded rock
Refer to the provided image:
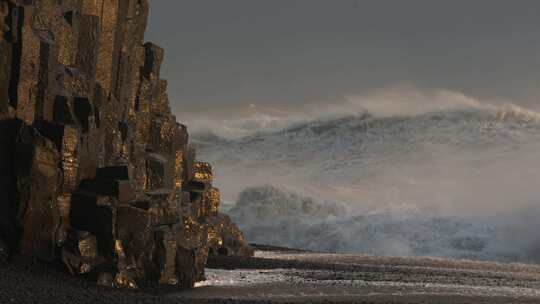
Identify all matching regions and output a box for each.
[0,0,252,289]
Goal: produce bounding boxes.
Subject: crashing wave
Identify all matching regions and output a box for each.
[199,105,540,166]
[231,185,346,219]
[199,103,540,263]
[228,186,538,263]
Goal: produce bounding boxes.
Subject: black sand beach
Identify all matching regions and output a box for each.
[2,246,540,304]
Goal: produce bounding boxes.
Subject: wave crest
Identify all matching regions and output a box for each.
[188,88,540,140]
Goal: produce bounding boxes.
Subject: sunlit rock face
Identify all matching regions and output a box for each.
[0,0,252,289]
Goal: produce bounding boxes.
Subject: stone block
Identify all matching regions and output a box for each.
[145,153,167,191]
[183,146,196,185]
[154,226,178,285]
[73,96,92,132]
[208,214,254,258]
[52,95,75,124]
[173,149,184,191]
[74,13,100,97]
[176,216,207,251]
[0,120,21,252]
[0,4,11,114]
[79,179,135,204]
[70,192,116,256]
[16,125,61,262]
[116,206,154,283]
[175,246,196,289]
[192,162,212,185]
[132,199,178,227]
[97,166,131,181]
[62,231,101,275]
[142,42,163,79]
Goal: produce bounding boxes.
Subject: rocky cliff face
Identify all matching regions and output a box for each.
[0,0,253,289]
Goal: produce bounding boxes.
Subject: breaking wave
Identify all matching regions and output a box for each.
[229,186,540,263]
[196,97,540,263]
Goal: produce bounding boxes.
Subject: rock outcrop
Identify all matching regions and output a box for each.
[0,0,252,289]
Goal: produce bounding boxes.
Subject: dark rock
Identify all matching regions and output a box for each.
[175,246,196,289]
[63,10,73,26]
[73,96,91,132]
[208,214,255,258]
[145,154,166,191]
[0,3,11,115]
[0,0,251,290]
[0,237,8,262]
[154,226,178,285]
[62,231,101,275]
[75,13,99,96]
[52,95,74,124]
[97,272,115,288]
[70,192,116,256]
[16,125,61,262]
[116,206,154,284]
[79,179,135,204]
[0,120,21,252]
[96,166,131,181]
[142,42,163,79]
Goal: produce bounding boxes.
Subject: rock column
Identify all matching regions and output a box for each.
[0,0,252,289]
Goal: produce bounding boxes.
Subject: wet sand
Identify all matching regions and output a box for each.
[176,249,540,303]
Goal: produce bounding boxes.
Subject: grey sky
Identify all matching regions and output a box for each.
[146,0,540,117]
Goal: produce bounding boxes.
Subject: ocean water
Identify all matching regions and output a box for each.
[195,98,540,263]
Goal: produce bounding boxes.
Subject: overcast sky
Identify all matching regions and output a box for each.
[146,0,540,119]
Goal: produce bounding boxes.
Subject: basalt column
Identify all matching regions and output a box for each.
[0,0,252,288]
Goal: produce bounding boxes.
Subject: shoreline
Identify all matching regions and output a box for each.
[3,247,540,304]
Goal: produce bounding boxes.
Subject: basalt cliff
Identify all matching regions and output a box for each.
[0,0,253,289]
